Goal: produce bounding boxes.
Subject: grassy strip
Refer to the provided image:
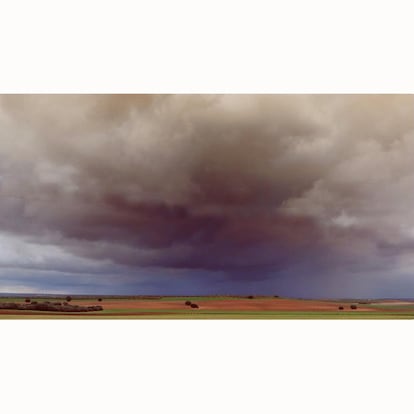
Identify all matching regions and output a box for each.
[1,311,413,319]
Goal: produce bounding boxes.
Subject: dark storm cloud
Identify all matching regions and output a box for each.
[1,95,414,295]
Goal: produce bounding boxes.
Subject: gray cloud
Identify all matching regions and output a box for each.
[0,95,413,296]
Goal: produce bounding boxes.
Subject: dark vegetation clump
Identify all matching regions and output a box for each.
[350,305,358,310]
[0,301,103,312]
[65,296,72,302]
[87,305,103,311]
[274,295,279,298]
[25,298,31,303]
[98,298,103,302]
[185,301,192,306]
[247,295,254,299]
[190,303,199,309]
[36,303,52,311]
[1,302,18,309]
[338,306,344,310]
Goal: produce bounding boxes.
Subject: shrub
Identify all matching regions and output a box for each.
[65,296,72,302]
[25,298,31,303]
[190,303,199,309]
[274,295,279,298]
[98,298,103,302]
[31,301,38,305]
[185,301,192,306]
[338,306,344,310]
[247,295,254,299]
[350,305,357,310]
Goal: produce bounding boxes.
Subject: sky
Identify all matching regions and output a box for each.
[0,94,414,297]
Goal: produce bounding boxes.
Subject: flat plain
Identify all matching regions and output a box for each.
[1,296,414,319]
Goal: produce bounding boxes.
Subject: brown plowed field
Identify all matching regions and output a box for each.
[1,297,412,318]
[76,297,375,312]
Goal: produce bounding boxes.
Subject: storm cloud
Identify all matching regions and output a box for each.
[0,95,414,297]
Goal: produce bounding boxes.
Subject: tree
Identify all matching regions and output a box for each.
[185,301,192,306]
[338,306,344,310]
[66,295,72,302]
[350,305,357,310]
[25,298,31,303]
[190,303,199,309]
[98,298,103,302]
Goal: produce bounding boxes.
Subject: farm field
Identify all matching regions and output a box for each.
[1,296,414,319]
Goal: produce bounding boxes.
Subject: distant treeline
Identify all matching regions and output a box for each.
[0,294,281,300]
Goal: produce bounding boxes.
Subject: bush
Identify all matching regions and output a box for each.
[190,303,199,309]
[98,298,103,302]
[247,295,254,299]
[350,305,357,310]
[185,301,192,306]
[274,295,279,298]
[25,298,31,303]
[338,306,344,310]
[31,301,38,305]
[65,296,72,302]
